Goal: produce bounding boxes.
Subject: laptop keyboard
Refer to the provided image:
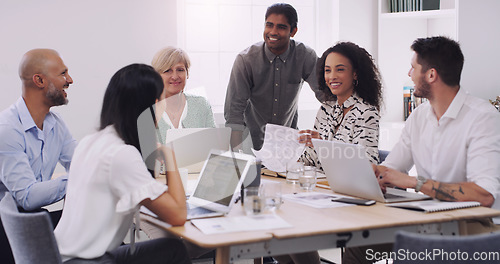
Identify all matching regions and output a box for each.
[187,205,216,218]
[384,192,405,199]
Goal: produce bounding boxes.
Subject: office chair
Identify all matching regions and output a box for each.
[0,193,62,264]
[191,250,216,264]
[393,230,500,264]
[378,150,390,164]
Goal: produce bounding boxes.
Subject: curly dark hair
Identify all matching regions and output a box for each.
[317,42,383,109]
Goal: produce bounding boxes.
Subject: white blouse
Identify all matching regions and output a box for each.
[54,126,167,261]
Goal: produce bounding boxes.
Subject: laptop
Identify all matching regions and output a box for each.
[165,127,231,173]
[311,139,430,203]
[186,149,255,219]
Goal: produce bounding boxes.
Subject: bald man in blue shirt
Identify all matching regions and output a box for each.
[0,49,76,263]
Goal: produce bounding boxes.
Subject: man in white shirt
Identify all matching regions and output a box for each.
[377,36,500,218]
[344,36,500,264]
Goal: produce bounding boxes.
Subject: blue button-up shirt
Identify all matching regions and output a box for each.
[0,97,76,210]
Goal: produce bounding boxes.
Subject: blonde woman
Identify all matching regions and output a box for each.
[144,47,215,258]
[151,46,215,144]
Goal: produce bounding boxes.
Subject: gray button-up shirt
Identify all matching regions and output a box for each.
[224,40,321,150]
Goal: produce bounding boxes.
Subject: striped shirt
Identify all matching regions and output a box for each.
[301,94,380,171]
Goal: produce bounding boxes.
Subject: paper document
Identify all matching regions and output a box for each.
[191,214,292,235]
[252,124,305,172]
[282,192,354,209]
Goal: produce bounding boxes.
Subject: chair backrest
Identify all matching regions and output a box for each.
[378,150,390,164]
[393,230,500,264]
[0,193,62,264]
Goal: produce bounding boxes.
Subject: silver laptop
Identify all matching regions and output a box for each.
[311,139,430,203]
[165,127,231,173]
[186,149,255,219]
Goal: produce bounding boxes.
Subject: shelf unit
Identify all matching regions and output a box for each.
[379,9,455,19]
[378,0,457,122]
[378,0,500,122]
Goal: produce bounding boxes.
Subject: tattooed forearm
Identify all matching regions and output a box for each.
[431,181,465,201]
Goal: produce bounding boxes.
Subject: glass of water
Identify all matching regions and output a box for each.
[299,166,317,191]
[261,181,282,212]
[243,186,263,215]
[286,161,304,184]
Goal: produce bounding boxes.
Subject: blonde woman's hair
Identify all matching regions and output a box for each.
[151,46,191,76]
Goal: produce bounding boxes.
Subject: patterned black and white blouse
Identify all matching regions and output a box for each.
[301,93,380,171]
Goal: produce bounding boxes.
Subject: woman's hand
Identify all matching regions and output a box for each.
[298,129,321,147]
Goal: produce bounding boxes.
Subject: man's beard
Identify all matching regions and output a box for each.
[413,76,432,100]
[46,81,68,106]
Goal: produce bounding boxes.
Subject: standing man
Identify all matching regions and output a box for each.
[344,36,500,264]
[224,3,322,151]
[0,49,76,263]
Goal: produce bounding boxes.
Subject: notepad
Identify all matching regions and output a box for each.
[386,200,480,213]
[261,168,326,179]
[261,168,285,178]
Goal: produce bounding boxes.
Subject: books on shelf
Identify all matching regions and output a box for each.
[403,85,413,120]
[386,200,480,213]
[389,0,440,13]
[403,82,427,120]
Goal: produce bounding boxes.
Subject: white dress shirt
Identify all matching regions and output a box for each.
[383,89,500,223]
[54,126,167,260]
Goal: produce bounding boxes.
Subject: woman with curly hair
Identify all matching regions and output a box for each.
[299,41,383,169]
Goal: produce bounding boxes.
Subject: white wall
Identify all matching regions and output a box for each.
[180,0,378,130]
[0,0,382,144]
[178,0,323,131]
[2,1,496,144]
[0,0,178,141]
[458,0,500,101]
[338,0,378,59]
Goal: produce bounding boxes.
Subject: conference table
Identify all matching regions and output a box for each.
[141,174,500,264]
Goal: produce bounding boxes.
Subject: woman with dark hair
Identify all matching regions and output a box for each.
[54,64,191,264]
[300,41,383,168]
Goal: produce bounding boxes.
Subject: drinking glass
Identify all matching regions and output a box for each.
[286,161,304,184]
[261,181,282,211]
[243,186,263,215]
[299,166,317,191]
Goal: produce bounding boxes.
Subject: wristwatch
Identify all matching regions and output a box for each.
[415,175,428,192]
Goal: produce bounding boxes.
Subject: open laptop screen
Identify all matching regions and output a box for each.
[191,153,248,206]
